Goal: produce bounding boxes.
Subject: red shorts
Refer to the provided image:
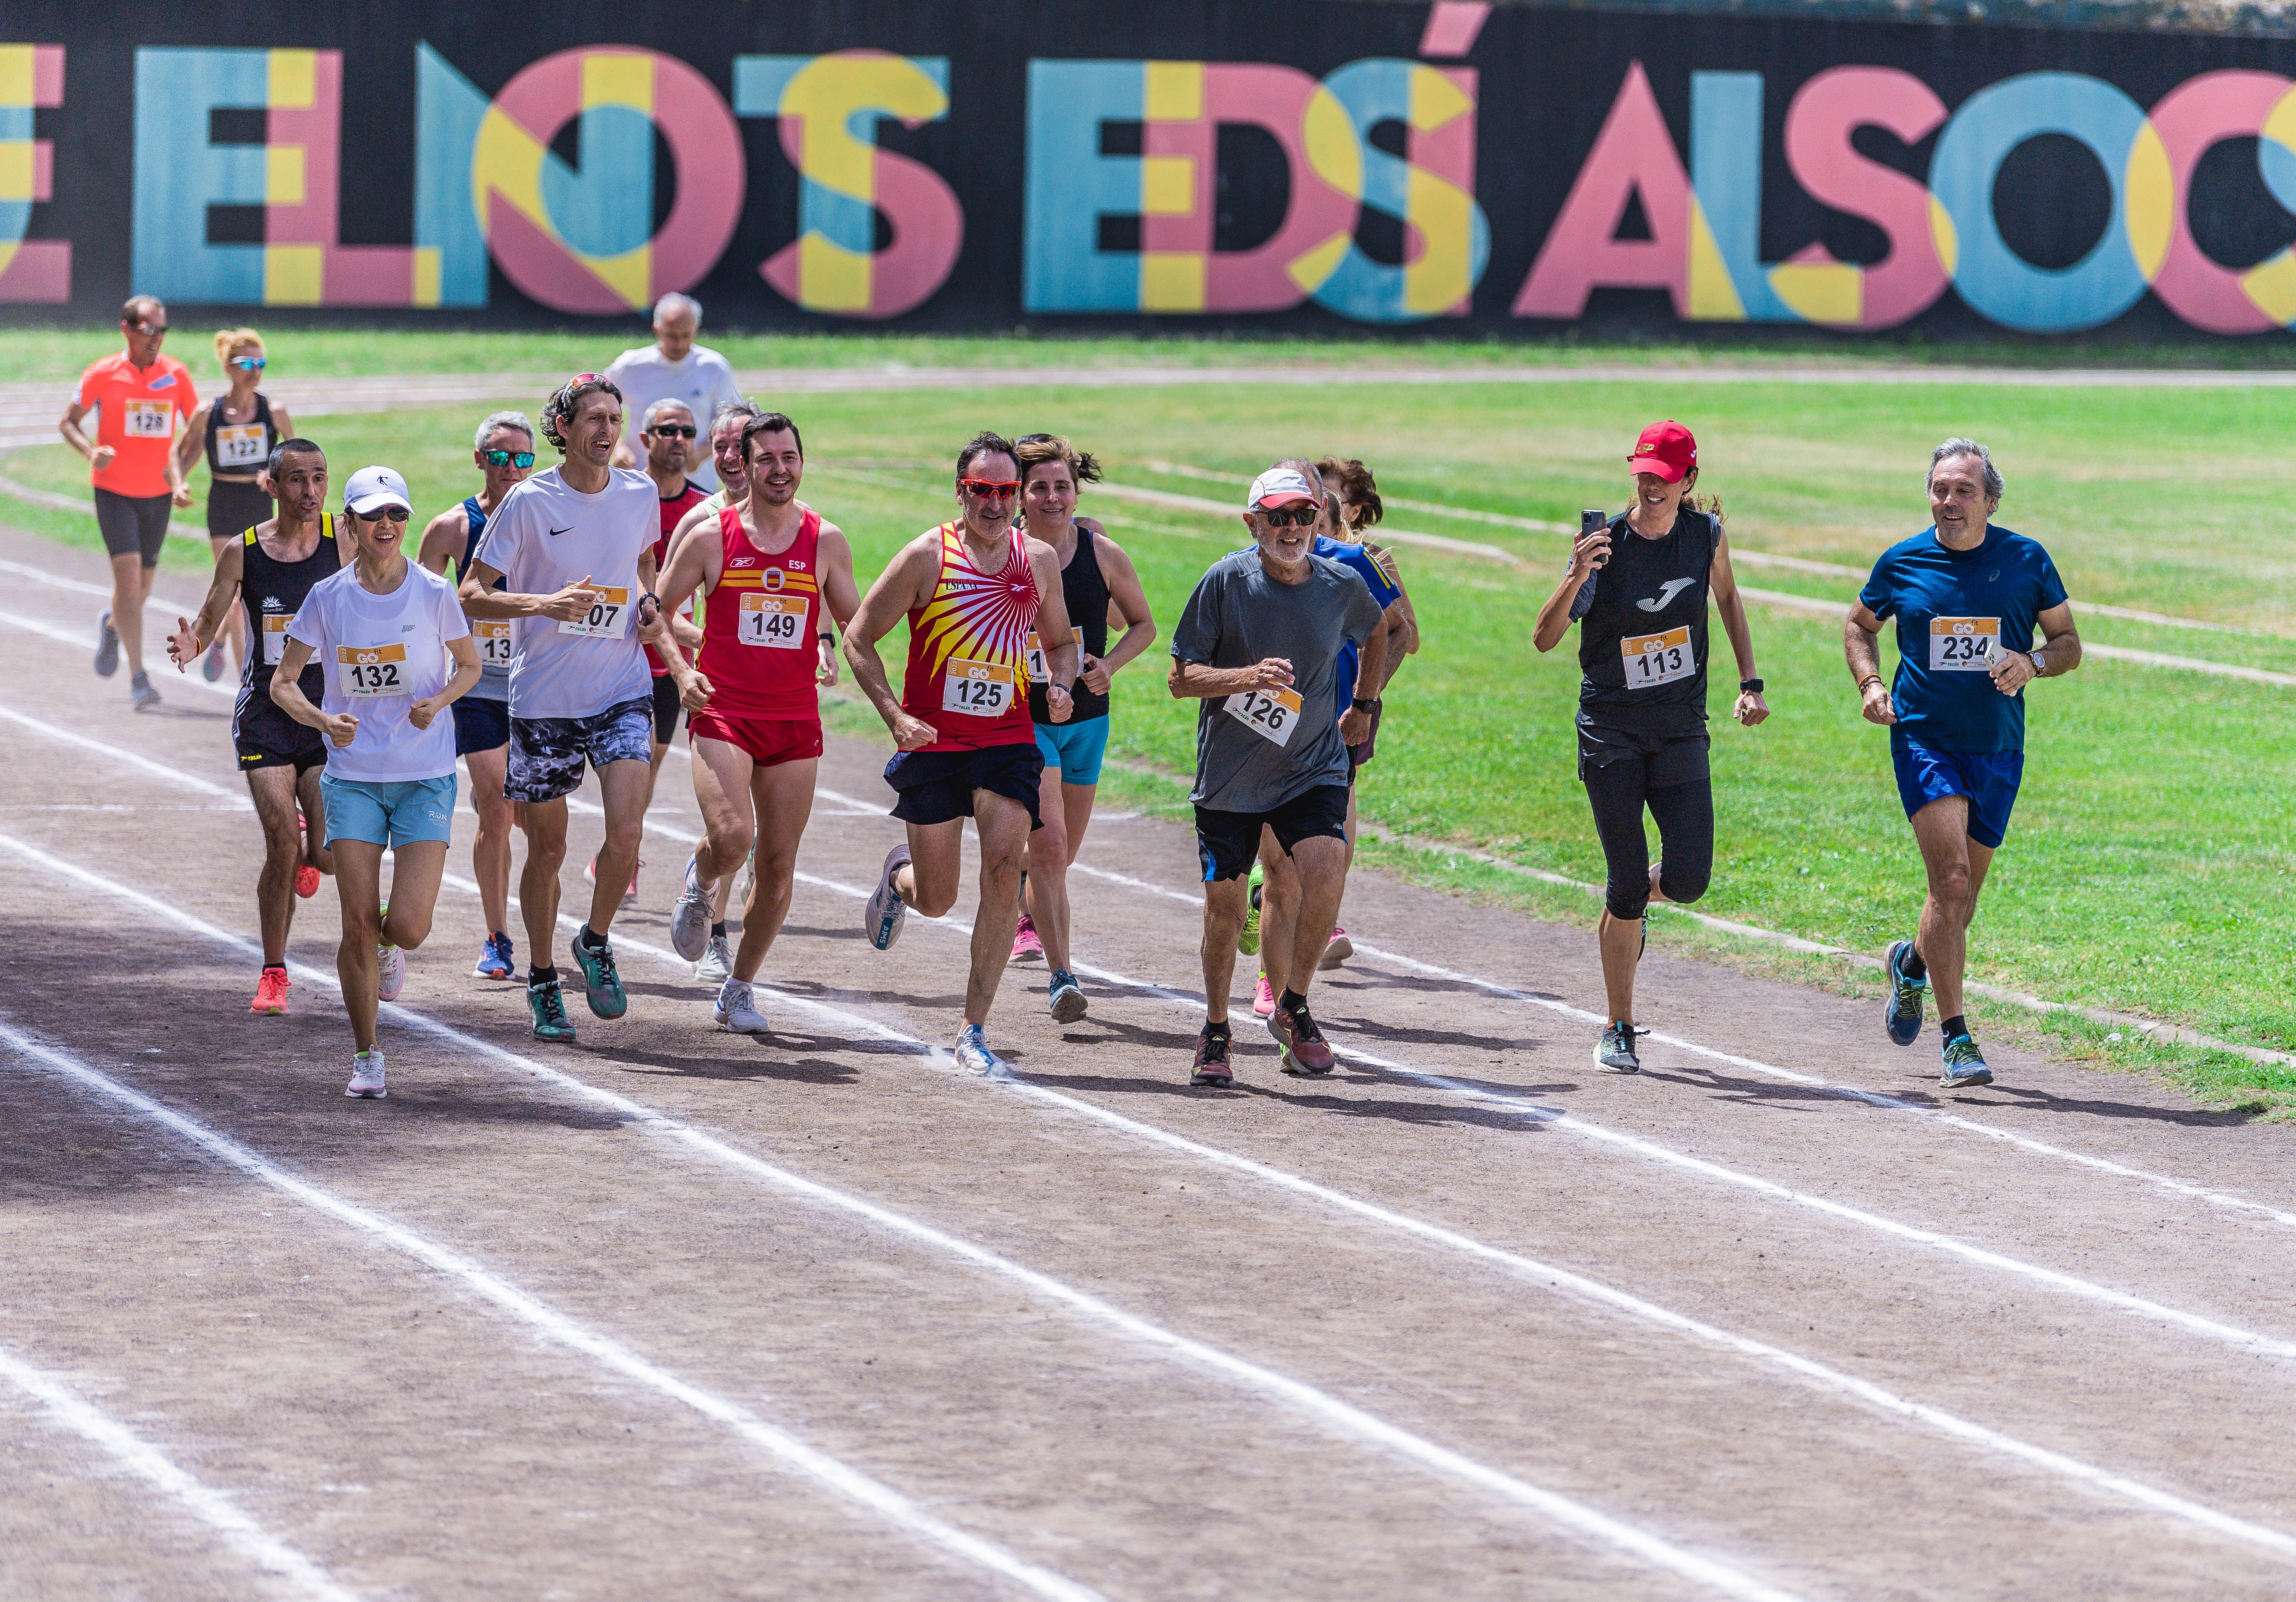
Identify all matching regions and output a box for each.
[688,711,824,769]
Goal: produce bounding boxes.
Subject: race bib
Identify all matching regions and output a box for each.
[557,586,631,640]
[942,657,1014,717]
[474,618,514,667]
[1929,616,2000,672]
[260,612,294,665]
[1224,686,1303,747]
[337,643,408,697]
[1622,626,1695,689]
[1025,631,1047,681]
[214,423,265,467]
[121,399,173,439]
[739,592,807,650]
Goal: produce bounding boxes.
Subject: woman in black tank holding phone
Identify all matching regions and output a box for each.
[175,327,296,682]
[1534,420,1768,1074]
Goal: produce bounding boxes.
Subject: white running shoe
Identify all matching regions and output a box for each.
[954,1024,1007,1076]
[865,842,910,950]
[715,978,770,1034]
[378,939,405,1003]
[694,933,732,986]
[671,856,715,961]
[346,1050,387,1098]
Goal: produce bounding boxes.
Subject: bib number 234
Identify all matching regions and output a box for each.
[1929,616,2000,671]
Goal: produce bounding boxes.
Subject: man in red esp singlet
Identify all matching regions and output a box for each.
[845,431,1081,1076]
[656,413,860,1035]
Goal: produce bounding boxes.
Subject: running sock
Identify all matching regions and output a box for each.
[575,924,605,952]
[1203,1020,1231,1042]
[1279,988,1308,1015]
[1941,1014,1968,1041]
[711,921,727,939]
[1901,945,1929,981]
[529,965,559,988]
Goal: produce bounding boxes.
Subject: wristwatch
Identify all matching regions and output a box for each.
[1351,696,1378,713]
[818,630,835,646]
[1739,678,1764,694]
[2028,647,2047,675]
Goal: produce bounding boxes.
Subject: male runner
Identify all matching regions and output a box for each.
[163,438,339,1015]
[845,432,1080,1075]
[1847,438,2081,1090]
[416,410,535,980]
[658,412,860,1033]
[1170,464,1386,1087]
[459,375,672,1043]
[62,295,197,711]
[605,294,742,492]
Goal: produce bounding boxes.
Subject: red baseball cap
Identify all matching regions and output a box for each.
[1628,420,1697,483]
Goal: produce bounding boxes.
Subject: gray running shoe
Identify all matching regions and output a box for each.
[693,933,732,986]
[670,856,714,961]
[1595,1020,1644,1074]
[346,1049,387,1099]
[715,978,770,1035]
[865,842,910,950]
[1940,1033,1994,1089]
[735,841,756,911]
[129,670,161,712]
[94,611,119,677]
[954,1025,1007,1076]
[1048,968,1087,1025]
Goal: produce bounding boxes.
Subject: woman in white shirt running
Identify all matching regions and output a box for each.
[274,466,482,1099]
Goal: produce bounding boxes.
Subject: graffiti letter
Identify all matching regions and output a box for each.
[0,43,66,302]
[1304,59,1489,322]
[1515,63,1692,319]
[1776,68,1948,330]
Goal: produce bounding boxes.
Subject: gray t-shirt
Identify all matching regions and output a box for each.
[1170,548,1383,812]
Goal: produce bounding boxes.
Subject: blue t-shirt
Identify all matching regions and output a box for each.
[1314,534,1400,710]
[1858,523,2067,754]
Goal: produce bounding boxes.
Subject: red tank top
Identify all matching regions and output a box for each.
[899,520,1039,752]
[696,504,823,720]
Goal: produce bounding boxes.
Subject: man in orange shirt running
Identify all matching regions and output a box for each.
[60,296,198,711]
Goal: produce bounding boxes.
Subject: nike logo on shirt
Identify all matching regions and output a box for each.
[548,527,571,537]
[1636,578,1695,612]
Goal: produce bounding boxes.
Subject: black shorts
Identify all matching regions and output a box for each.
[884,742,1045,829]
[94,488,173,568]
[1575,721,1710,785]
[452,694,510,756]
[1195,783,1350,883]
[650,673,683,744]
[205,478,272,543]
[233,691,326,773]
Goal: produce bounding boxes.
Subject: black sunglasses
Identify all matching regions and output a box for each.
[649,424,697,439]
[483,449,536,469]
[353,505,411,523]
[126,320,167,336]
[1254,504,1319,528]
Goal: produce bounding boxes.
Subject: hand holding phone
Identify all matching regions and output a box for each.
[1575,509,1612,576]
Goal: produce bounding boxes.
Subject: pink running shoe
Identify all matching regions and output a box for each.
[1253,974,1276,1017]
[1010,912,1044,964]
[294,862,321,899]
[1319,926,1354,971]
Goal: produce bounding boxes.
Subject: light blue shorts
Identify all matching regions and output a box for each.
[321,773,459,849]
[1034,715,1111,786]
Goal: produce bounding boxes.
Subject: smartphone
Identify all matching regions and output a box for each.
[1581,509,1608,567]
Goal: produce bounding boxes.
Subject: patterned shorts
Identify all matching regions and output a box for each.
[505,696,654,803]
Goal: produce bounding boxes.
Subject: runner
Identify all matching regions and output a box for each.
[1847,438,2081,1090]
[173,327,296,681]
[162,438,338,1015]
[1531,420,1769,1075]
[270,466,482,1098]
[416,410,535,981]
[1008,434,1157,1026]
[605,294,743,493]
[844,432,1080,1074]
[1169,464,1388,1087]
[61,295,197,712]
[459,375,671,1043]
[657,412,860,1034]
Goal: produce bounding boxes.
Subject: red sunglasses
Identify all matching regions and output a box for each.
[960,479,1022,498]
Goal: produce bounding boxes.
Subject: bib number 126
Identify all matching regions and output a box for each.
[1225,686,1303,747]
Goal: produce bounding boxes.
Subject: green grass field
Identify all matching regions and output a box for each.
[8,327,2293,1108]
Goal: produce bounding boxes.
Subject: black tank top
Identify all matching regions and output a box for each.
[237,514,341,700]
[1572,507,1719,740]
[204,392,277,478]
[1030,521,1112,724]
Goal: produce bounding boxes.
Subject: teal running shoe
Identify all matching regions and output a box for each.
[527,977,577,1044]
[1883,940,1927,1047]
[1940,1032,1994,1089]
[572,933,628,1019]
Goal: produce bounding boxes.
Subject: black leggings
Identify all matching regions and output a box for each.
[1584,757,1713,921]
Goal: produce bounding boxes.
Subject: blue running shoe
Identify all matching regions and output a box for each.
[954,1025,1008,1076]
[1940,1032,1993,1089]
[1883,940,1927,1047]
[474,931,515,980]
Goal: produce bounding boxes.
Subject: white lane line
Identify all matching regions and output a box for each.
[0,1018,1103,1602]
[0,1342,359,1602]
[0,835,1805,1602]
[0,704,245,799]
[0,554,207,615]
[0,606,240,700]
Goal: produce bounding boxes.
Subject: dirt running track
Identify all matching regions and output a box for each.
[5,522,2296,1602]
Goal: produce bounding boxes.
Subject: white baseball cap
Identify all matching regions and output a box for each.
[1246,466,1317,510]
[343,464,413,516]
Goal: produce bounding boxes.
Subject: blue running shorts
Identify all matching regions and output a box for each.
[1892,742,2024,850]
[1034,714,1110,786]
[321,773,459,849]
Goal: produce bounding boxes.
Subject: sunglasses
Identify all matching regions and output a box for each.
[229,356,266,371]
[1254,504,1319,528]
[126,320,167,336]
[961,479,1022,499]
[353,505,411,523]
[483,449,536,469]
[649,424,697,439]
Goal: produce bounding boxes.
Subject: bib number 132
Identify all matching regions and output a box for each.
[1225,686,1303,747]
[942,657,1014,716]
[337,643,408,697]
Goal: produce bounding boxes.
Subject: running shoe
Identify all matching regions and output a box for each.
[346,1049,387,1099]
[1883,940,1927,1047]
[377,927,405,1004]
[1253,973,1276,1017]
[94,611,119,677]
[1010,911,1044,964]
[1319,926,1354,971]
[715,978,770,1035]
[572,932,628,1019]
[865,842,910,951]
[250,966,290,1015]
[294,862,321,899]
[694,933,732,986]
[1237,862,1263,956]
[473,931,515,980]
[202,640,227,681]
[671,857,714,961]
[1048,968,1087,1025]
[1940,1033,1994,1089]
[1596,1020,1644,1074]
[1191,1025,1234,1088]
[528,977,577,1043]
[129,671,161,712]
[736,841,756,911]
[1266,997,1335,1075]
[954,1024,1007,1076]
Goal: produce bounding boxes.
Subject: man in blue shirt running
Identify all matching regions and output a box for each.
[1846,439,2081,1090]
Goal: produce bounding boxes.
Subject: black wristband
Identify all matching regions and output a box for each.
[818,630,835,645]
[1739,678,1764,694]
[1351,696,1378,713]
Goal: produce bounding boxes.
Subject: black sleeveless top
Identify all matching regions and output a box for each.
[205,392,278,478]
[1030,521,1112,724]
[237,514,340,699]
[1569,507,1720,742]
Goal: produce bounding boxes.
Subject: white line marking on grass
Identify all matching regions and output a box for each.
[0,833,1805,1602]
[0,1342,361,1602]
[0,1018,1105,1602]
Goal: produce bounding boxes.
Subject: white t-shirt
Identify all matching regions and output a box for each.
[285,560,469,782]
[474,466,658,720]
[603,344,743,492]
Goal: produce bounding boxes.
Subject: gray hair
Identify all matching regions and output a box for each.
[474,410,534,451]
[710,397,762,434]
[653,292,701,326]
[1929,438,2003,502]
[640,397,696,432]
